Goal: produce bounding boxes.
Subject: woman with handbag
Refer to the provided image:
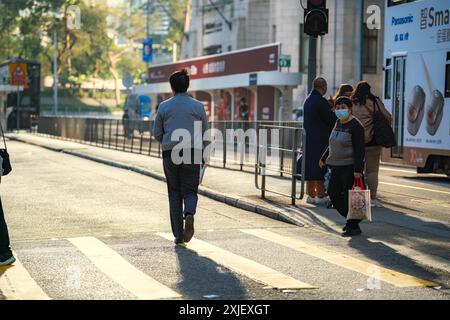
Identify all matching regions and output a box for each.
[320,96,366,237]
[352,82,393,208]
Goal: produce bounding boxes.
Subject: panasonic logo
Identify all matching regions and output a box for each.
[392,15,414,26]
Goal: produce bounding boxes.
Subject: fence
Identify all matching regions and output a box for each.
[35,116,306,204]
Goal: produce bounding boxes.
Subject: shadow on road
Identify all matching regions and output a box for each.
[174,246,246,300]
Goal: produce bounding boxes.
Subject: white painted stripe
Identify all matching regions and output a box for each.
[68,237,181,300]
[156,233,317,290]
[379,181,450,195]
[242,229,438,288]
[0,254,50,300]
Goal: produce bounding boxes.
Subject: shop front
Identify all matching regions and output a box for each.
[133,43,301,122]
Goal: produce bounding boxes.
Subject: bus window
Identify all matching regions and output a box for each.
[385,59,393,100]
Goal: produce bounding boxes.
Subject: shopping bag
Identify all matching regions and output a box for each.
[347,177,372,221]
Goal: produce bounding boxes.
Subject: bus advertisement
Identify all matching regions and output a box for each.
[383,0,450,175]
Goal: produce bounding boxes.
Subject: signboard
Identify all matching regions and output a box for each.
[249,73,258,86]
[143,38,153,63]
[148,44,280,84]
[279,55,291,68]
[122,75,134,88]
[10,63,27,87]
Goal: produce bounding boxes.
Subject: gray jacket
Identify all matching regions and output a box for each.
[153,93,208,152]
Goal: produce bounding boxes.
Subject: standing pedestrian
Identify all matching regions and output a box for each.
[122,109,130,138]
[0,180,15,266]
[351,81,392,208]
[303,77,337,205]
[153,69,208,245]
[329,84,354,110]
[320,96,366,237]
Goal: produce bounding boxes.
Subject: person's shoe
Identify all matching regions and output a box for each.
[371,199,384,208]
[183,214,195,243]
[306,196,316,204]
[341,227,362,237]
[0,254,16,266]
[315,196,329,206]
[174,238,186,247]
[342,225,347,232]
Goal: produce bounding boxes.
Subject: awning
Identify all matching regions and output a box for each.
[134,71,302,95]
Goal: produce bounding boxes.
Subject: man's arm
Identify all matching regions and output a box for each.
[153,107,164,142]
[318,98,337,128]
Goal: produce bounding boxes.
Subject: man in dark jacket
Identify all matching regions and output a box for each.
[303,77,337,205]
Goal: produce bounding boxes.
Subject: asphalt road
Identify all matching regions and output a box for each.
[0,141,448,300]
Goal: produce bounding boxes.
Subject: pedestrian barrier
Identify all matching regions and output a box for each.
[34,116,306,204]
[254,124,306,205]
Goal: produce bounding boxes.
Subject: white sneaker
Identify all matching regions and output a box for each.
[371,199,384,208]
[315,196,329,206]
[306,196,316,204]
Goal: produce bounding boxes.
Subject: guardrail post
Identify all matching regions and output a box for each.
[101,119,105,147]
[291,129,299,206]
[108,120,112,148]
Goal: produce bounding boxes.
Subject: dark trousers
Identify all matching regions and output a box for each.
[328,165,362,229]
[163,152,200,240]
[0,198,12,257]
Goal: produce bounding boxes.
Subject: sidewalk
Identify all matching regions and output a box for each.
[6,132,450,273]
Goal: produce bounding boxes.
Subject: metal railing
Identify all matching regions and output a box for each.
[35,116,306,204]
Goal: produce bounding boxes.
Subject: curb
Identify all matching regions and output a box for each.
[7,135,303,228]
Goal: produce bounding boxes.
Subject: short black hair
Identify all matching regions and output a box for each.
[169,69,190,93]
[335,96,353,108]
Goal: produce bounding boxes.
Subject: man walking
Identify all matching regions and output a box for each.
[153,69,208,245]
[303,77,337,205]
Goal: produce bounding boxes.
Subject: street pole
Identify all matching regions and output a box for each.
[53,30,58,115]
[146,0,150,74]
[16,84,20,131]
[307,36,318,93]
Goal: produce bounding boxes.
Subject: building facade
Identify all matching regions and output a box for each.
[181,0,385,114]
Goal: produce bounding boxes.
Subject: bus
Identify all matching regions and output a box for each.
[383,0,450,176]
[0,58,41,130]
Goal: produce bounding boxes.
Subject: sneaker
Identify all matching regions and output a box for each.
[371,199,384,208]
[183,214,195,243]
[341,228,362,237]
[0,254,16,266]
[315,196,329,206]
[174,239,186,247]
[306,196,316,204]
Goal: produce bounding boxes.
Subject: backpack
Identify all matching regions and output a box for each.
[367,98,396,148]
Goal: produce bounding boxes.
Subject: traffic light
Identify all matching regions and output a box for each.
[304,0,329,37]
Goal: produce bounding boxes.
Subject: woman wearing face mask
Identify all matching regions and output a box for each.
[320,96,366,237]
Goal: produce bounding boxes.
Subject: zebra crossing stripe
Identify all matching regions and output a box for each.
[68,237,181,299]
[156,233,318,290]
[0,254,50,300]
[241,229,438,288]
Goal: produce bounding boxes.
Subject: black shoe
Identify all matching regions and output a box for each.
[0,253,16,266]
[342,225,347,232]
[341,228,362,237]
[183,214,195,243]
[174,238,186,247]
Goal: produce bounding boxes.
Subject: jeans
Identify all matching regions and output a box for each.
[163,151,201,240]
[328,165,362,229]
[0,198,12,257]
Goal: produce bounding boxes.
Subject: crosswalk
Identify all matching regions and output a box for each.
[0,229,441,300]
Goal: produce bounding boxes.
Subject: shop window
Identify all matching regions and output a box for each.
[363,23,378,74]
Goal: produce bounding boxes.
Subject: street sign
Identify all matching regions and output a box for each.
[142,38,153,63]
[279,55,292,68]
[249,73,258,86]
[122,75,134,88]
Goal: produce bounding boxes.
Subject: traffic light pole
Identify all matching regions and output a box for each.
[307,36,318,93]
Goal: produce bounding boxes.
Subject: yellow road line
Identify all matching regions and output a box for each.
[241,229,438,288]
[156,232,317,290]
[379,181,450,195]
[0,254,50,300]
[68,237,181,300]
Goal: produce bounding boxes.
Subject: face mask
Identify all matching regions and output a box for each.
[336,109,350,120]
